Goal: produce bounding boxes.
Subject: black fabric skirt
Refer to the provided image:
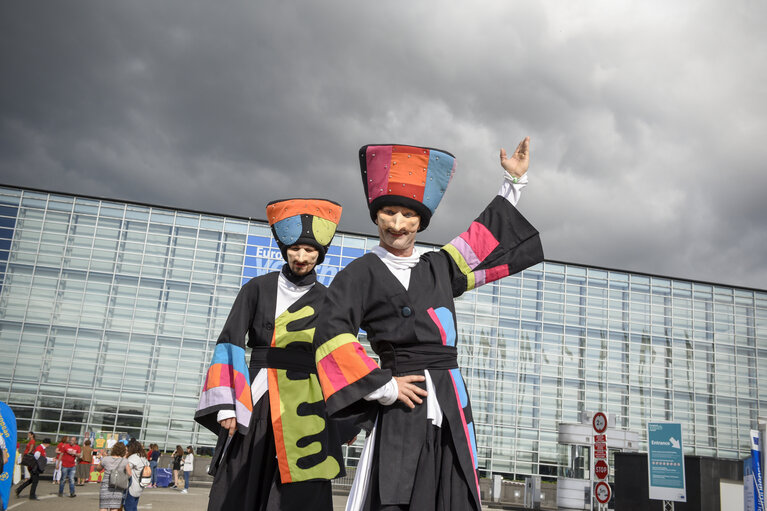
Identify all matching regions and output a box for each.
[362,417,474,511]
[207,396,333,511]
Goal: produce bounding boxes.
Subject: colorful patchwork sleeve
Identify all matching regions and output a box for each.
[442,195,544,297]
[314,258,393,420]
[194,282,256,435]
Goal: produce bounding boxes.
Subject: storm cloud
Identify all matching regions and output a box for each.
[2,0,766,288]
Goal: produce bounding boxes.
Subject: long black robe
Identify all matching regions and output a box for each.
[314,196,544,510]
[195,269,354,511]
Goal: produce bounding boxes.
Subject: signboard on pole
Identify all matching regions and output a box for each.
[647,422,687,502]
[592,413,610,508]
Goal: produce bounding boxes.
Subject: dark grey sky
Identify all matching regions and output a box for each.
[2,1,766,289]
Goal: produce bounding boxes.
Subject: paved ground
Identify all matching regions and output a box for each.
[7,482,349,510]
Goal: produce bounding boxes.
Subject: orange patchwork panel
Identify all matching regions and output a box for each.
[266,199,342,225]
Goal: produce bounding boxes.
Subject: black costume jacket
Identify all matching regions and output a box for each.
[314,196,544,509]
[195,269,352,507]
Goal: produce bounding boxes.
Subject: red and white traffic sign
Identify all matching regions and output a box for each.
[594,459,609,480]
[594,433,608,459]
[595,481,611,504]
[592,412,607,433]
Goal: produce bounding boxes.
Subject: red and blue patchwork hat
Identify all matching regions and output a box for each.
[359,144,456,231]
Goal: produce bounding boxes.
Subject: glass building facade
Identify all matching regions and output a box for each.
[1,185,765,478]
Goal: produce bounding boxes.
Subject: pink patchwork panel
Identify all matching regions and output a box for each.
[319,355,347,392]
[485,264,510,283]
[427,307,448,345]
[355,343,381,370]
[234,373,250,400]
[217,367,233,389]
[365,145,393,202]
[459,222,499,262]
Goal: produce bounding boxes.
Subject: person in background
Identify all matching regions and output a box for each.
[20,432,35,482]
[15,437,50,500]
[181,446,193,494]
[0,433,6,509]
[76,439,93,485]
[97,442,130,511]
[52,436,66,485]
[148,443,161,488]
[171,446,183,489]
[145,444,154,485]
[13,442,23,485]
[124,441,149,511]
[57,435,80,497]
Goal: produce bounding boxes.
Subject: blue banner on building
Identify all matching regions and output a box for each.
[647,422,687,502]
[748,430,765,511]
[0,402,18,511]
[241,235,363,286]
[0,202,19,297]
[747,457,757,511]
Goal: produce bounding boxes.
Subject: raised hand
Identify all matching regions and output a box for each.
[499,136,531,179]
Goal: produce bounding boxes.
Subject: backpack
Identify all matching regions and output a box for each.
[109,458,130,491]
[134,460,152,488]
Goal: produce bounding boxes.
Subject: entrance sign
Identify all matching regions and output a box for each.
[647,422,686,502]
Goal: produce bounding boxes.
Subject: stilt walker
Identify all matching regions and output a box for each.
[195,198,356,511]
[315,139,544,510]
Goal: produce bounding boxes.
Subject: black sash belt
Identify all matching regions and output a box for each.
[249,346,316,374]
[377,343,458,375]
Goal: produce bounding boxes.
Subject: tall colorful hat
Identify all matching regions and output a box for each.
[359,144,456,231]
[265,198,342,265]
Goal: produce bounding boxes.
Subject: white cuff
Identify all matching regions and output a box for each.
[498,172,528,206]
[216,409,236,422]
[363,377,398,406]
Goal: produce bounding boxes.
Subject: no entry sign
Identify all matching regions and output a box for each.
[595,481,611,504]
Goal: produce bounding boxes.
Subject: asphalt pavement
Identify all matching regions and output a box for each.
[6,482,349,510]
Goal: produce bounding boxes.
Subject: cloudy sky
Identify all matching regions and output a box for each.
[1,1,766,289]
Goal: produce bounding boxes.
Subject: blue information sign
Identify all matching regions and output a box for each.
[647,422,686,502]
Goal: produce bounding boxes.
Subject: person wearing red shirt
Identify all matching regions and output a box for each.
[23,432,36,454]
[20,432,36,481]
[57,436,80,498]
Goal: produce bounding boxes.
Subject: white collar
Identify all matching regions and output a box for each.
[371,245,421,269]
